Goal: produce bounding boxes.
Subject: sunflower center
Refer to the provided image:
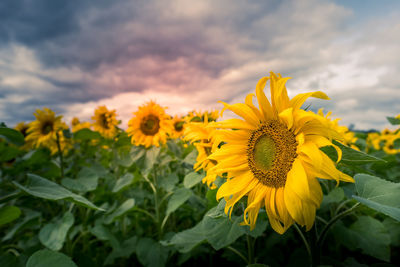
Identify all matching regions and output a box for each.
[41,121,54,135]
[100,114,110,129]
[174,121,184,132]
[247,120,298,188]
[140,115,160,136]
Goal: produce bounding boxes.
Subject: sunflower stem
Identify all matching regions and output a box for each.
[316,202,360,248]
[293,223,313,266]
[246,235,255,264]
[56,132,64,178]
[227,246,248,264]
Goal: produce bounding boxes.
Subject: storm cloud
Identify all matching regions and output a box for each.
[0,0,399,129]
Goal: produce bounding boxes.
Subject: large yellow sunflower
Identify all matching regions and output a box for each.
[170,115,186,139]
[91,106,118,138]
[127,101,173,148]
[26,108,68,149]
[209,72,354,234]
[184,113,219,188]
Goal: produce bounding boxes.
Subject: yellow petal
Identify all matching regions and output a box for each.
[286,160,310,201]
[290,91,330,110]
[278,108,294,129]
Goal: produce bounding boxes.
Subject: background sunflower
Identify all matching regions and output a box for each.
[91,106,118,138]
[127,101,173,148]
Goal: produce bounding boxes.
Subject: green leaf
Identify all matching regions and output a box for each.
[13,173,104,211]
[387,116,400,125]
[321,187,345,208]
[334,216,390,261]
[382,217,400,246]
[73,128,101,140]
[61,167,99,193]
[26,249,77,267]
[146,146,160,168]
[353,174,400,221]
[322,140,385,164]
[39,212,74,251]
[104,236,138,265]
[0,127,24,146]
[0,206,21,226]
[182,149,197,165]
[158,173,178,192]
[136,238,168,267]
[117,146,145,167]
[90,223,120,249]
[2,209,40,241]
[166,188,193,215]
[164,201,246,252]
[104,198,135,224]
[112,173,134,193]
[183,172,205,189]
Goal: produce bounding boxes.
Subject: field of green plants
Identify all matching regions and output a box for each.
[1,79,400,267]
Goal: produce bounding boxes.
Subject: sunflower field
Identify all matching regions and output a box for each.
[1,73,399,267]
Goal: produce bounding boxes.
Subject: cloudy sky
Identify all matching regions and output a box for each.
[1,0,400,130]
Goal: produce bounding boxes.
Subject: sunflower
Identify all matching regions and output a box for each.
[208,72,354,234]
[366,132,381,151]
[71,117,91,133]
[186,110,219,123]
[170,115,186,139]
[26,108,68,149]
[15,122,33,150]
[318,109,358,150]
[127,101,173,148]
[91,106,118,138]
[184,113,219,188]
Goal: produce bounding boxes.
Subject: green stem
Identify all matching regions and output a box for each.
[227,246,248,264]
[56,132,64,178]
[246,235,255,265]
[293,223,312,266]
[132,207,156,221]
[334,199,353,215]
[317,203,360,248]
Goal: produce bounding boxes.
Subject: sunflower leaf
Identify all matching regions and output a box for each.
[13,173,104,211]
[183,172,205,189]
[26,249,77,267]
[386,116,400,125]
[0,127,25,146]
[39,212,74,251]
[352,174,400,221]
[166,188,193,215]
[73,128,101,140]
[0,206,21,226]
[321,140,385,164]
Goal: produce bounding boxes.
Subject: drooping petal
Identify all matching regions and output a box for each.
[290,91,330,110]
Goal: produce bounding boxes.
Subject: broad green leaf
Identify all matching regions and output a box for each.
[334,216,390,261]
[0,206,21,226]
[26,249,77,267]
[90,223,120,249]
[386,116,400,125]
[2,209,40,241]
[61,167,99,193]
[165,201,247,252]
[0,127,24,146]
[322,141,385,164]
[73,128,101,140]
[0,252,20,267]
[158,173,178,192]
[166,188,193,215]
[321,187,345,208]
[0,144,20,162]
[136,238,168,267]
[353,174,400,221]
[104,236,138,265]
[13,173,104,211]
[182,149,197,165]
[112,173,134,193]
[146,146,160,169]
[39,212,74,251]
[104,198,135,224]
[183,172,205,189]
[383,217,400,246]
[118,146,145,167]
